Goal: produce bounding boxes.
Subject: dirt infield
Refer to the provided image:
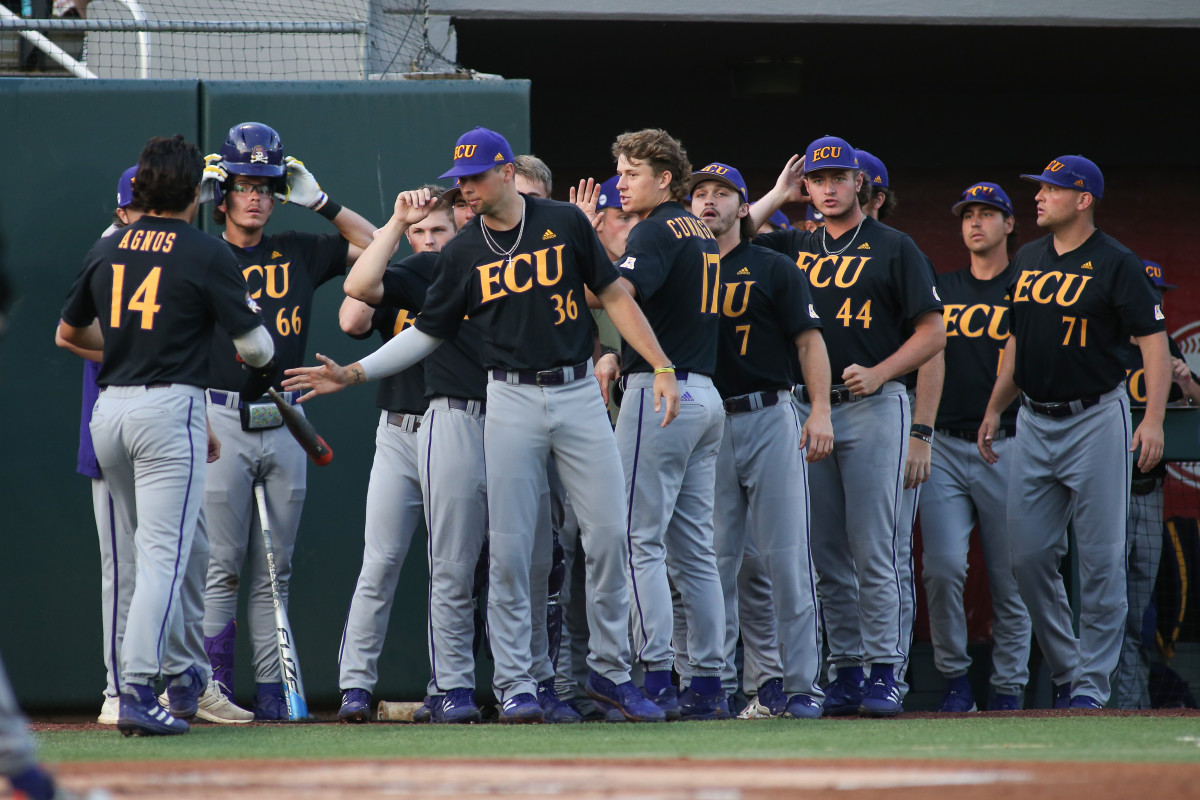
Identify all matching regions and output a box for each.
[43,756,1200,799]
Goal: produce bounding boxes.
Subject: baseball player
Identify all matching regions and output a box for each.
[333,185,453,722]
[58,135,273,735]
[514,154,553,198]
[55,167,254,726]
[690,162,833,719]
[803,206,824,232]
[979,155,1169,708]
[285,126,679,723]
[919,182,1031,712]
[593,129,727,721]
[855,150,896,221]
[1113,261,1200,709]
[751,136,945,717]
[443,179,475,229]
[200,121,377,719]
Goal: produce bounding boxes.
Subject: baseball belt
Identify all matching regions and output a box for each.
[723,390,785,415]
[619,370,693,392]
[792,383,882,405]
[936,426,1016,442]
[386,412,422,433]
[207,388,300,410]
[492,361,589,387]
[1020,393,1101,418]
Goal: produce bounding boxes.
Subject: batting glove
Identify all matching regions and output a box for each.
[198,153,227,204]
[279,155,329,210]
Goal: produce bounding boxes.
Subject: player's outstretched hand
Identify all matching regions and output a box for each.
[977,412,1001,464]
[282,353,358,402]
[570,178,600,222]
[799,409,834,462]
[394,188,435,225]
[842,363,883,397]
[279,155,328,209]
[593,351,620,406]
[198,154,227,204]
[1131,419,1165,472]
[904,439,931,488]
[652,371,680,427]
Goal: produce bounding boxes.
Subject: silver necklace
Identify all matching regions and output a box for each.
[480,197,527,266]
[821,214,866,257]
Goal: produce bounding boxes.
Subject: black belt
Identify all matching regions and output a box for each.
[386,412,422,432]
[1021,394,1101,418]
[936,426,1016,442]
[207,389,299,410]
[491,361,588,386]
[619,370,693,392]
[723,390,784,415]
[445,397,485,414]
[793,383,880,405]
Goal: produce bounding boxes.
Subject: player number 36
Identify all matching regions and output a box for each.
[275,306,303,336]
[550,290,578,325]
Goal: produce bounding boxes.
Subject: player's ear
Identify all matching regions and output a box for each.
[1003,215,1014,234]
[1077,192,1095,212]
[736,202,750,219]
[655,169,672,191]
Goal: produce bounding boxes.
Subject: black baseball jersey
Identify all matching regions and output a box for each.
[713,241,822,398]
[61,217,262,387]
[617,201,720,376]
[755,217,942,379]
[369,305,428,415]
[206,230,349,391]
[381,251,488,401]
[935,264,1019,431]
[1008,230,1165,402]
[415,197,616,371]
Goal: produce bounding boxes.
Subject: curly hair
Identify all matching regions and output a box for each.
[612,129,691,202]
[133,135,203,213]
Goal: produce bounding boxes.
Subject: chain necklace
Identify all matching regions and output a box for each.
[480,197,527,266]
[820,214,866,257]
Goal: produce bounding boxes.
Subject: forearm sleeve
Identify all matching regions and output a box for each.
[358,325,443,381]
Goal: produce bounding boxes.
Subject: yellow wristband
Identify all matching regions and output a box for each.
[653,365,676,375]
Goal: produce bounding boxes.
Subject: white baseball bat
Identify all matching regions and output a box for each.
[254,482,309,720]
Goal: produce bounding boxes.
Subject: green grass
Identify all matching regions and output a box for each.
[34,717,1200,764]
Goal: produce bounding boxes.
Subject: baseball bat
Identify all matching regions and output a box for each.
[267,387,333,466]
[254,482,310,721]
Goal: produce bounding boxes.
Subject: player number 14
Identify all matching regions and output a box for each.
[110,263,162,330]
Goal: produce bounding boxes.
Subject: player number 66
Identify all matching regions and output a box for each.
[276,306,303,336]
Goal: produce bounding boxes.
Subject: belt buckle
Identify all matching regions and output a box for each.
[830,388,848,405]
[535,369,560,387]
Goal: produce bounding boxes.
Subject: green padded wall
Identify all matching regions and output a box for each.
[0,77,529,709]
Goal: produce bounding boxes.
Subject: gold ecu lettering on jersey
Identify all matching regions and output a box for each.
[242,262,291,299]
[720,281,755,317]
[1011,269,1091,307]
[665,217,716,241]
[393,308,416,336]
[1125,368,1149,404]
[477,245,566,304]
[116,229,177,254]
[794,252,870,289]
[943,304,1009,341]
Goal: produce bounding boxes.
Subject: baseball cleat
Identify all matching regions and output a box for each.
[537,680,583,723]
[782,694,823,720]
[203,618,237,698]
[412,694,442,724]
[737,697,773,719]
[1052,682,1072,709]
[645,685,682,721]
[757,678,787,716]
[499,693,545,724]
[859,664,903,718]
[937,675,977,713]
[252,682,288,721]
[990,693,1021,711]
[195,679,254,723]
[337,688,372,723]
[678,687,731,721]
[97,694,120,725]
[434,687,482,724]
[1069,694,1103,709]
[822,666,864,717]
[585,670,666,722]
[162,664,206,720]
[118,684,189,736]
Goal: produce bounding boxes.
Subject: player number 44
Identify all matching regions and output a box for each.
[835,298,872,329]
[551,289,578,325]
[276,306,303,337]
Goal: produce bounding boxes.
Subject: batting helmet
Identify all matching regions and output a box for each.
[220,122,285,179]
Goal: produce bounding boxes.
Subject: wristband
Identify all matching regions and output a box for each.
[910,423,933,437]
[910,431,933,444]
[316,196,341,220]
[653,365,676,375]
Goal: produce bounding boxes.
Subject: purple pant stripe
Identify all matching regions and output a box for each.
[107,490,120,692]
[625,388,650,665]
[888,395,910,659]
[156,395,196,676]
[424,410,441,691]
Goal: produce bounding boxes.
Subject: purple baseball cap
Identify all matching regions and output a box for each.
[769,209,792,229]
[1020,155,1104,199]
[803,136,858,174]
[856,150,889,190]
[1143,259,1177,291]
[116,165,137,208]
[439,127,515,180]
[690,162,748,203]
[596,175,622,211]
[805,206,824,223]
[951,182,1014,218]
